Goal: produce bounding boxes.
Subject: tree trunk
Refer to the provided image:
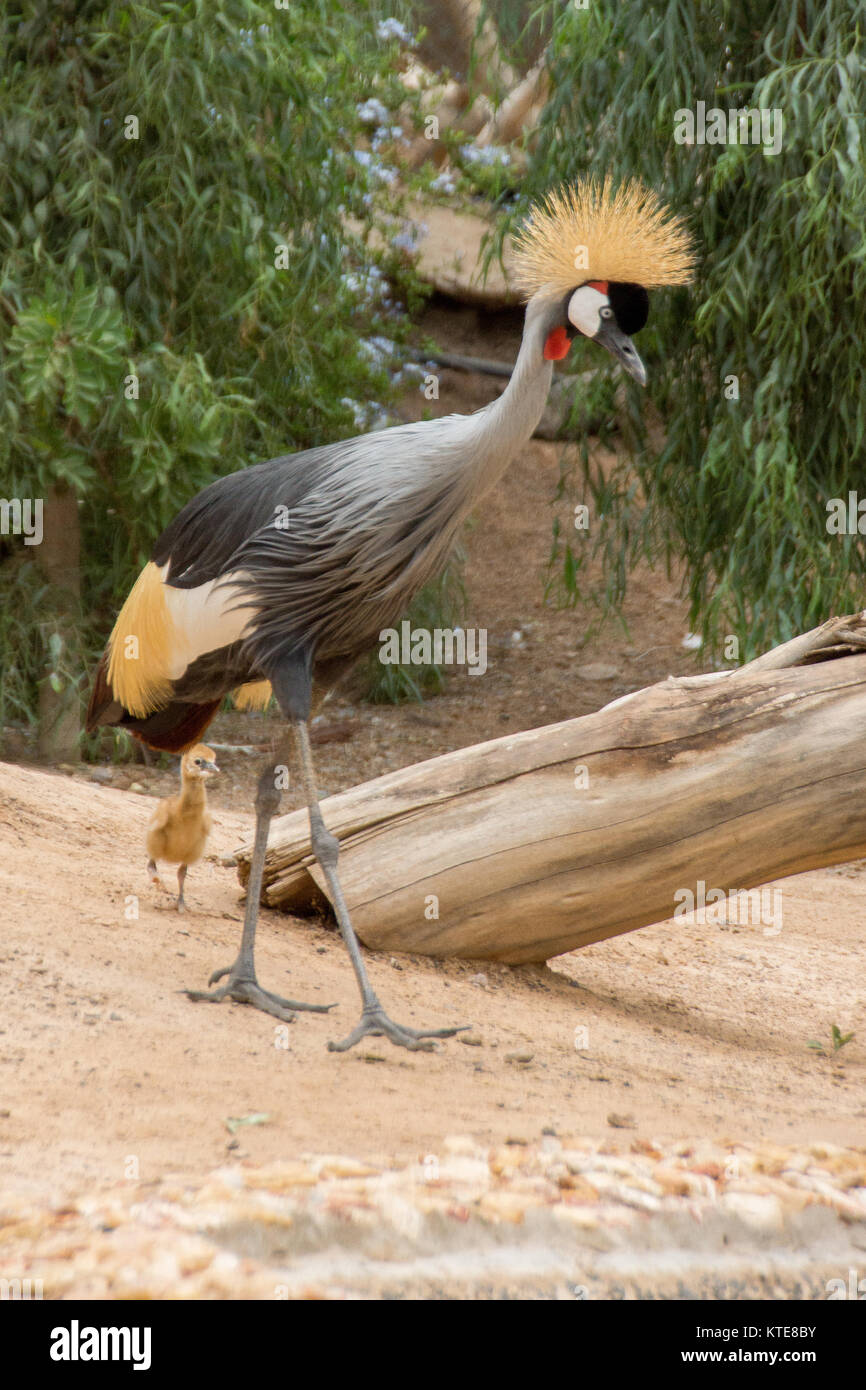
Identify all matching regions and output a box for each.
[237,613,866,962]
[35,483,81,762]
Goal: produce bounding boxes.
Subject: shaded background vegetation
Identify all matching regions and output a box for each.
[2,0,865,759]
[0,0,426,752]
[507,0,866,658]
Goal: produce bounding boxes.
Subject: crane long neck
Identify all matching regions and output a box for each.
[459,297,555,503]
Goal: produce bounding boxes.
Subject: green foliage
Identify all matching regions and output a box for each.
[808,1023,855,1054]
[7,273,128,437]
[0,0,432,742]
[509,0,866,659]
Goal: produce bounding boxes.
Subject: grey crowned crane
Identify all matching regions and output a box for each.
[86,176,693,1052]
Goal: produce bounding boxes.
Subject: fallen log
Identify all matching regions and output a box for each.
[236,613,866,962]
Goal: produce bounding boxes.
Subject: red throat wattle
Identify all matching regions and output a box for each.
[543,326,571,361]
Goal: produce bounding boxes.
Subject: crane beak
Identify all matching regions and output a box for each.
[206,762,220,775]
[594,322,647,387]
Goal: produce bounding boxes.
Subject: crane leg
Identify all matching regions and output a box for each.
[292,719,467,1053]
[185,757,336,1021]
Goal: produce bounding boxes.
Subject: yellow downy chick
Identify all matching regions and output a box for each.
[146,743,219,911]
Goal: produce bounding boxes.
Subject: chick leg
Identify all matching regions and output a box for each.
[147,858,166,892]
[185,758,335,1021]
[292,720,467,1053]
[176,864,187,912]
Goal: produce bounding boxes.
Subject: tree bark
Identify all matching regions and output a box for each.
[35,483,81,761]
[237,613,866,962]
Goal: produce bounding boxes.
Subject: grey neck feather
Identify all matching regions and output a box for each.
[454,293,557,505]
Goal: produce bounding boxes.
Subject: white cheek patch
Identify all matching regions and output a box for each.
[567,285,609,339]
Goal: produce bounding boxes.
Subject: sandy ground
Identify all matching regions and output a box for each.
[1,758,864,1194]
[2,757,864,1298]
[1,306,863,1296]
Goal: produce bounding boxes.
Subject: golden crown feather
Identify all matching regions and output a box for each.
[512,175,695,299]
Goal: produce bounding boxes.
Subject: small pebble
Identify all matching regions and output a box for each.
[575,662,619,682]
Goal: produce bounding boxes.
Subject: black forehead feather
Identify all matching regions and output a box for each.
[608,282,649,335]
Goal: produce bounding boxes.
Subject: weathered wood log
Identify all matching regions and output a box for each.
[404,2,548,164]
[475,58,549,149]
[236,613,866,963]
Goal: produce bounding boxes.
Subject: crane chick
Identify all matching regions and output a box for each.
[146,744,219,911]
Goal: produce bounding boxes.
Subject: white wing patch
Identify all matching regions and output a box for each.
[162,566,260,680]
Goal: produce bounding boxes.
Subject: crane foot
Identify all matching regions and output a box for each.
[328,1003,469,1053]
[185,967,335,1022]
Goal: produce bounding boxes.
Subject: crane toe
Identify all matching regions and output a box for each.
[327,1005,469,1053]
[185,970,335,1021]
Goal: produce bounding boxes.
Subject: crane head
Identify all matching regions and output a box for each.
[513,175,695,388]
[181,743,220,779]
[544,280,649,385]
